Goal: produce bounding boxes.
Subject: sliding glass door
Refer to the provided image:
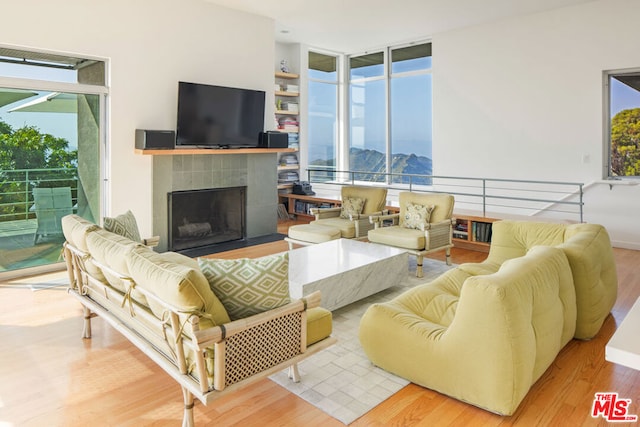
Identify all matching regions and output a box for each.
[0,47,106,278]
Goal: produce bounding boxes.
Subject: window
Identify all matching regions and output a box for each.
[0,47,107,277]
[349,52,386,181]
[308,51,339,181]
[348,42,432,184]
[390,44,432,185]
[606,69,640,178]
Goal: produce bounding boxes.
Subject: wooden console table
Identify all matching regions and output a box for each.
[278,193,341,220]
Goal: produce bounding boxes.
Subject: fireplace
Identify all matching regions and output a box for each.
[168,186,246,252]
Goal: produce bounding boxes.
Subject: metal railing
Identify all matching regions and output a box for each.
[0,167,78,222]
[306,168,584,222]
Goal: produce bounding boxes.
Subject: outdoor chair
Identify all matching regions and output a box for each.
[368,192,455,277]
[32,186,74,244]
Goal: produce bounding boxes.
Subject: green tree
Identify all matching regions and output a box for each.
[611,108,640,176]
[0,119,77,220]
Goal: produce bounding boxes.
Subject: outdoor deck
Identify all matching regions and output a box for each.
[0,219,64,272]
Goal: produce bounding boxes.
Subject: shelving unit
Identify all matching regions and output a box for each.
[275,71,300,192]
[452,214,498,252]
[278,193,340,220]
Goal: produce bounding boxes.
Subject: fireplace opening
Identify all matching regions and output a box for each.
[168,186,246,252]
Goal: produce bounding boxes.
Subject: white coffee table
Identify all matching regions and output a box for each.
[288,239,408,311]
[606,296,640,371]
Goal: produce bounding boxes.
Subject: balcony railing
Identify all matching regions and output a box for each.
[0,167,78,222]
[306,167,584,222]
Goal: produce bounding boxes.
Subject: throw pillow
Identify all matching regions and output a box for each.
[103,210,142,243]
[403,203,435,230]
[197,252,291,320]
[340,196,365,219]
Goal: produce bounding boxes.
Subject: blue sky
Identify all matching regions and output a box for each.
[611,77,640,116]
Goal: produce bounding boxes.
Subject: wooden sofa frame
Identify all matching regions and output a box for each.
[63,242,336,426]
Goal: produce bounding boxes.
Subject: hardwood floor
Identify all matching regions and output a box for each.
[0,240,638,426]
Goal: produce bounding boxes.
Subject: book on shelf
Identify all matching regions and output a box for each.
[472,222,493,243]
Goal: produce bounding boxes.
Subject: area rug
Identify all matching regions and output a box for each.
[269,257,454,425]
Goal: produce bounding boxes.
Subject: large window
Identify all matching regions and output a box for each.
[606,70,640,178]
[0,47,106,277]
[308,51,339,181]
[348,42,432,184]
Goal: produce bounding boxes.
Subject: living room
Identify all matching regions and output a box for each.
[1,0,640,425]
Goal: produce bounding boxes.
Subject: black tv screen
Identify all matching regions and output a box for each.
[176,81,265,148]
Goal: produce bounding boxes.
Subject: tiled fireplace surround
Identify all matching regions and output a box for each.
[151,153,278,253]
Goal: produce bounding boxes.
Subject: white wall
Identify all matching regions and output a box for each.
[0,0,275,237]
[433,0,640,249]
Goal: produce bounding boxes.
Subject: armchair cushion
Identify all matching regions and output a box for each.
[368,226,425,250]
[341,186,388,215]
[104,210,142,243]
[198,252,291,321]
[403,203,434,230]
[340,196,365,219]
[398,192,454,226]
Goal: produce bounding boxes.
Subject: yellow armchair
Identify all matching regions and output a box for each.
[309,186,388,239]
[368,192,455,277]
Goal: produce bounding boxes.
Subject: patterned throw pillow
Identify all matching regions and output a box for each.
[403,203,435,230]
[340,197,365,219]
[103,210,142,243]
[197,252,291,320]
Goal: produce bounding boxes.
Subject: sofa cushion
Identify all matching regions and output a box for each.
[359,245,576,416]
[403,202,434,230]
[487,220,618,339]
[559,223,618,339]
[61,214,105,281]
[306,307,333,346]
[62,214,100,252]
[340,196,365,219]
[126,246,230,328]
[85,228,149,305]
[198,252,291,321]
[103,210,142,243]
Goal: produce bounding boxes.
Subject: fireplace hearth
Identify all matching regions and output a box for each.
[168,186,246,252]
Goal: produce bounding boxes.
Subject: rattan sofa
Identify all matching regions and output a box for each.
[61,214,335,426]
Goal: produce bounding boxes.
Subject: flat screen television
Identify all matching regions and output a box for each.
[176,81,265,148]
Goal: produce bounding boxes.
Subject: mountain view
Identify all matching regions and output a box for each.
[310,147,432,184]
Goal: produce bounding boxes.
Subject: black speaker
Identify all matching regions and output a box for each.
[135,129,175,150]
[258,131,288,148]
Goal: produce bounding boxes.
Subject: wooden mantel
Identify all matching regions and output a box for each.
[135,148,296,155]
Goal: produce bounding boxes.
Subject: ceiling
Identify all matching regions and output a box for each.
[204,0,595,53]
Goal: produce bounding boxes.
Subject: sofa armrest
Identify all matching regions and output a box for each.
[193,291,325,391]
[193,291,322,348]
[143,236,160,248]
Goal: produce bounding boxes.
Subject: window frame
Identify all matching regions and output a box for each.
[307,48,344,177]
[603,67,640,179]
[346,41,432,185]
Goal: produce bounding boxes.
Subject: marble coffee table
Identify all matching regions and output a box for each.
[288,238,408,311]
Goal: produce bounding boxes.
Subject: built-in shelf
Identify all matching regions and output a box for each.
[135,148,296,156]
[275,91,299,97]
[275,71,299,79]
